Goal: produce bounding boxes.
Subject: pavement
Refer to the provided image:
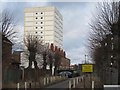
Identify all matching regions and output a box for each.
[46,79,70,88]
[75,74,103,89]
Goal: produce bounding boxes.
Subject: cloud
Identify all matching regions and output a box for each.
[1,2,49,24]
[1,0,118,2]
[51,2,96,64]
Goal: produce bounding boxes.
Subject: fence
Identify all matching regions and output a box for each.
[16,76,67,88]
[68,76,83,88]
[68,76,95,89]
[3,69,22,84]
[3,68,67,88]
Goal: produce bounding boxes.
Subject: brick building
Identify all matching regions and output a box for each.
[2,36,21,69]
[12,50,22,69]
[2,36,13,69]
[59,57,70,70]
[50,43,70,70]
[2,36,22,86]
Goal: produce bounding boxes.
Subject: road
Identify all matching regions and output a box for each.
[45,76,84,89]
[46,79,70,88]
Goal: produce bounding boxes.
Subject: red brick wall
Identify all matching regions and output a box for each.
[59,57,70,69]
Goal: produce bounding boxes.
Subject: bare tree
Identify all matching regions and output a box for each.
[24,35,43,69]
[47,50,54,75]
[89,1,120,84]
[41,44,49,70]
[54,52,61,75]
[1,10,17,41]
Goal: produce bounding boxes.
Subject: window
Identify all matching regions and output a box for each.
[36,13,38,14]
[41,32,43,33]
[41,17,43,19]
[41,22,43,24]
[36,32,37,34]
[36,27,38,29]
[36,22,38,24]
[41,36,43,38]
[41,27,43,29]
[36,17,38,19]
[41,12,43,14]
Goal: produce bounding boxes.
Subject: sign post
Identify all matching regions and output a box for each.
[82,64,93,88]
[82,64,93,73]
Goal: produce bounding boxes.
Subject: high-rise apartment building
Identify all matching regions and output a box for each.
[24,6,63,48]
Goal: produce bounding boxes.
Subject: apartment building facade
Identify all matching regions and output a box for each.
[24,6,63,48]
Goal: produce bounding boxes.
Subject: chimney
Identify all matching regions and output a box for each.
[50,43,54,51]
[63,51,66,58]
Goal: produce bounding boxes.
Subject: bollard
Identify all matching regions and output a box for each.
[69,80,71,89]
[29,83,31,88]
[73,79,76,88]
[44,78,46,86]
[50,77,52,83]
[78,78,80,82]
[17,83,20,90]
[47,77,49,84]
[76,77,79,85]
[92,81,94,90]
[80,77,81,82]
[81,76,83,82]
[25,82,27,90]
[52,77,54,82]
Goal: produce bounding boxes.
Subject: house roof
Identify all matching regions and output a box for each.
[2,35,13,45]
[13,50,23,54]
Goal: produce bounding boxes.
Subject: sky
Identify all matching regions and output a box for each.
[1,1,98,64]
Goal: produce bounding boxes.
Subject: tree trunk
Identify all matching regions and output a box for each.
[28,60,32,69]
[50,64,52,76]
[28,55,32,68]
[54,66,58,75]
[43,53,47,70]
[28,51,38,69]
[34,60,39,69]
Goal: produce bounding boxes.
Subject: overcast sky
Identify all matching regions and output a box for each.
[1,1,98,64]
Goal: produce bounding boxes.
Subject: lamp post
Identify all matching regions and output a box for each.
[85,55,88,64]
[110,62,113,85]
[110,36,114,85]
[85,55,87,64]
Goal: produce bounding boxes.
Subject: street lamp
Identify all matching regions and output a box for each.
[85,55,89,64]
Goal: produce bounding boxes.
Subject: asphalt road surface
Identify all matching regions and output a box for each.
[46,79,70,89]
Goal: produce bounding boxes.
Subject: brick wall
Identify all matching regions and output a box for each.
[2,38,13,69]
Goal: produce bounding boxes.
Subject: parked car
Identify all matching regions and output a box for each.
[59,71,72,78]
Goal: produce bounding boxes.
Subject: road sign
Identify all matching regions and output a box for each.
[82,64,93,73]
